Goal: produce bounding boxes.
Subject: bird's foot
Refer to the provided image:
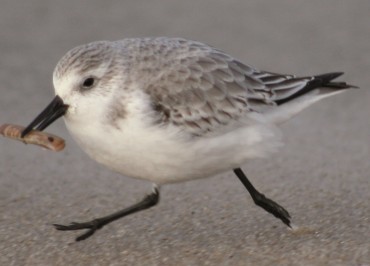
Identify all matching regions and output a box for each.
[253,193,291,227]
[53,218,104,241]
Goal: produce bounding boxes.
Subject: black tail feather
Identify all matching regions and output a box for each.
[275,72,357,105]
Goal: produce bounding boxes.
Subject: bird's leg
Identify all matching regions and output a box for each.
[53,185,160,241]
[233,168,291,227]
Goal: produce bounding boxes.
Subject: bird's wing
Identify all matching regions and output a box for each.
[143,42,335,136]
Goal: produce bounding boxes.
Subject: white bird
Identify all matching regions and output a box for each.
[21,37,356,241]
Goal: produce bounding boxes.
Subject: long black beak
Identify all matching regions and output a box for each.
[21,95,69,138]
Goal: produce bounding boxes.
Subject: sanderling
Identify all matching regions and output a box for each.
[21,37,356,241]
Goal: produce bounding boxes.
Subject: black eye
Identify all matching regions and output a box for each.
[81,77,95,90]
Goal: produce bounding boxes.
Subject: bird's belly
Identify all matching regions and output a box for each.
[65,119,282,184]
[65,121,208,183]
[72,133,229,184]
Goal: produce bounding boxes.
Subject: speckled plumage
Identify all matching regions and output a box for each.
[54,38,314,136]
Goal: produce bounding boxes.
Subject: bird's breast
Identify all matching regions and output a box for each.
[64,112,283,184]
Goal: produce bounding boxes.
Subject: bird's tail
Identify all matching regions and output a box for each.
[266,72,358,124]
[275,72,357,105]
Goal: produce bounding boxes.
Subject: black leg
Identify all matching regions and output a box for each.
[53,185,160,241]
[233,168,291,227]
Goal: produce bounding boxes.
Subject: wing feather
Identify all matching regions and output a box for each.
[141,39,318,136]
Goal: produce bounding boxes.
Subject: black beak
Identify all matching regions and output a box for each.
[21,95,69,138]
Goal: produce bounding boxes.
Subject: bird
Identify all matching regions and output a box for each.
[21,37,356,241]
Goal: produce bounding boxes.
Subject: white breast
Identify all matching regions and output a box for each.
[64,90,283,184]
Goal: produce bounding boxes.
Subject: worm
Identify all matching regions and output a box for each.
[0,124,65,152]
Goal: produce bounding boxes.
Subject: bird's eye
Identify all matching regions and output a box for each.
[81,77,96,90]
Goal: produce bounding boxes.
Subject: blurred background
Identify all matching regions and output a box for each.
[0,1,369,265]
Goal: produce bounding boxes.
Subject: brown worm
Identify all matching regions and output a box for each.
[0,124,65,152]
